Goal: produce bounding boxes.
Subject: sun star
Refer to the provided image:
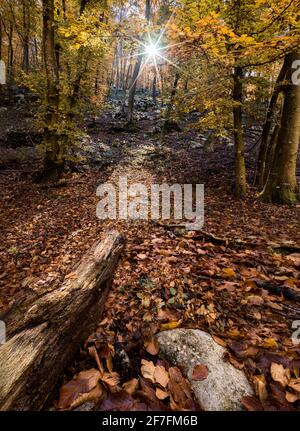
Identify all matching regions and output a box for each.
[145,42,159,59]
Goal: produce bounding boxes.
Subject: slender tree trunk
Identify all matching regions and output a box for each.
[164,72,179,127]
[127,54,142,122]
[127,0,151,122]
[254,58,288,189]
[152,68,157,105]
[0,20,2,61]
[233,65,247,197]
[262,51,300,204]
[21,0,30,72]
[262,106,282,189]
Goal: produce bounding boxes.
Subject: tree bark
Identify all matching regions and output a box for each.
[127,0,151,122]
[233,65,247,197]
[0,230,124,411]
[262,51,300,204]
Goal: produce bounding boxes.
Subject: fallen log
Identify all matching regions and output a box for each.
[0,230,124,411]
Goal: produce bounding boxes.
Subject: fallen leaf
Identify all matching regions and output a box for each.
[263,338,278,349]
[157,308,181,322]
[288,380,300,393]
[57,368,101,409]
[211,335,227,347]
[192,364,209,381]
[287,253,300,266]
[70,383,104,410]
[123,378,139,395]
[221,267,236,278]
[144,337,160,356]
[160,320,181,331]
[101,372,120,388]
[241,395,264,411]
[154,365,169,388]
[141,359,156,383]
[99,390,136,411]
[247,295,264,306]
[137,253,148,260]
[88,346,104,374]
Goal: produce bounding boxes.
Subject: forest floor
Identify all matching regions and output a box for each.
[0,98,300,410]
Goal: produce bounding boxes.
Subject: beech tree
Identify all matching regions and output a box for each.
[262,50,300,204]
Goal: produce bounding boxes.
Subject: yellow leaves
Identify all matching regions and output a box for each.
[221,267,236,278]
[160,320,181,331]
[263,338,278,349]
[156,388,169,400]
[123,378,139,395]
[57,368,102,409]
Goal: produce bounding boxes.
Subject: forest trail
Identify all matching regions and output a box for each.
[1,106,300,411]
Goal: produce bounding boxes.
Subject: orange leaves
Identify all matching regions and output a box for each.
[167,366,197,410]
[144,336,160,356]
[263,338,278,349]
[154,365,169,388]
[140,360,169,387]
[192,364,209,381]
[157,308,181,322]
[57,369,102,409]
[123,378,139,395]
[138,360,199,410]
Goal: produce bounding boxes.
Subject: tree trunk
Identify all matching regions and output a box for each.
[262,111,281,188]
[42,0,61,180]
[233,65,247,197]
[163,72,179,130]
[0,230,124,411]
[8,23,13,85]
[22,0,30,72]
[127,54,143,122]
[127,0,151,122]
[262,51,300,204]
[254,58,288,189]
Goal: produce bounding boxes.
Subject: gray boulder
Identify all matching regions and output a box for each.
[157,329,253,411]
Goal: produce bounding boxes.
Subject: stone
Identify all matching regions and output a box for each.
[157,329,253,411]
